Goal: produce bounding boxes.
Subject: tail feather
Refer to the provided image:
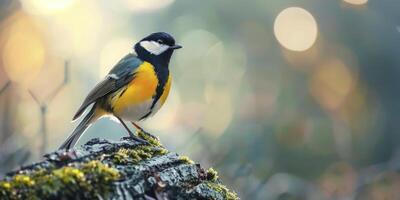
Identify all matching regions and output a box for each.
[59,107,96,150]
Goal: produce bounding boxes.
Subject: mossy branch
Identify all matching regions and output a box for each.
[0,131,238,200]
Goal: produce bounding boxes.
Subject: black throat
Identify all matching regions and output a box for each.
[135,45,172,119]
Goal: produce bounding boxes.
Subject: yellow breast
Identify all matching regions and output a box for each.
[111,62,158,115]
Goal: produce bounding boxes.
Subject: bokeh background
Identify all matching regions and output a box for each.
[0,0,400,199]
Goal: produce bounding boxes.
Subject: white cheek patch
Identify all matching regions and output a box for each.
[140,41,169,55]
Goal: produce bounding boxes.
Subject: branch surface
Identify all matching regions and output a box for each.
[0,132,238,200]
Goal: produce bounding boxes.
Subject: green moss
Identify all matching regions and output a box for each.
[0,174,38,200]
[110,145,168,165]
[0,181,11,190]
[111,149,131,164]
[206,182,239,200]
[0,160,120,199]
[206,168,219,181]
[137,130,162,146]
[82,161,120,181]
[179,156,195,164]
[154,147,169,155]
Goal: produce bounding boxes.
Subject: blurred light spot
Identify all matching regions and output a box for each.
[176,29,219,69]
[396,26,400,33]
[21,0,76,15]
[121,0,174,12]
[99,38,133,78]
[175,29,219,100]
[203,84,233,137]
[309,59,355,111]
[202,42,224,81]
[202,41,247,83]
[319,162,357,198]
[1,12,45,86]
[274,7,318,52]
[44,1,103,57]
[343,0,368,5]
[143,85,181,132]
[281,38,322,70]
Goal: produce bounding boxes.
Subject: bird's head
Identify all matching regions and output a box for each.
[134,32,182,64]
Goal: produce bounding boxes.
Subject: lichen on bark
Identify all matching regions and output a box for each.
[0,131,238,200]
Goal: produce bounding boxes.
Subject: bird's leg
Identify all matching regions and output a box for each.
[131,122,159,140]
[117,117,135,138]
[115,116,148,144]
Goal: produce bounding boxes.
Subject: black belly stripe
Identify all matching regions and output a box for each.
[139,64,169,120]
[139,110,152,120]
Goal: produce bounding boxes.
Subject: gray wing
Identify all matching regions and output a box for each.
[72,53,143,120]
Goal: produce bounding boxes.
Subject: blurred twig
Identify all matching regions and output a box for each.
[46,61,69,102]
[0,81,11,95]
[28,61,70,155]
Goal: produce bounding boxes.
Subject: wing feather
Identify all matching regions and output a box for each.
[72,53,143,120]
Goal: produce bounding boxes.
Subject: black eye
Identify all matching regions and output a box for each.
[157,39,164,44]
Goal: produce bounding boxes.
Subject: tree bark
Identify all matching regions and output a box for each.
[0,132,238,200]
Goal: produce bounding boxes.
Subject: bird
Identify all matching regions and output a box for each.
[59,32,182,150]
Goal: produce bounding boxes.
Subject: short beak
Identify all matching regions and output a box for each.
[169,44,182,50]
